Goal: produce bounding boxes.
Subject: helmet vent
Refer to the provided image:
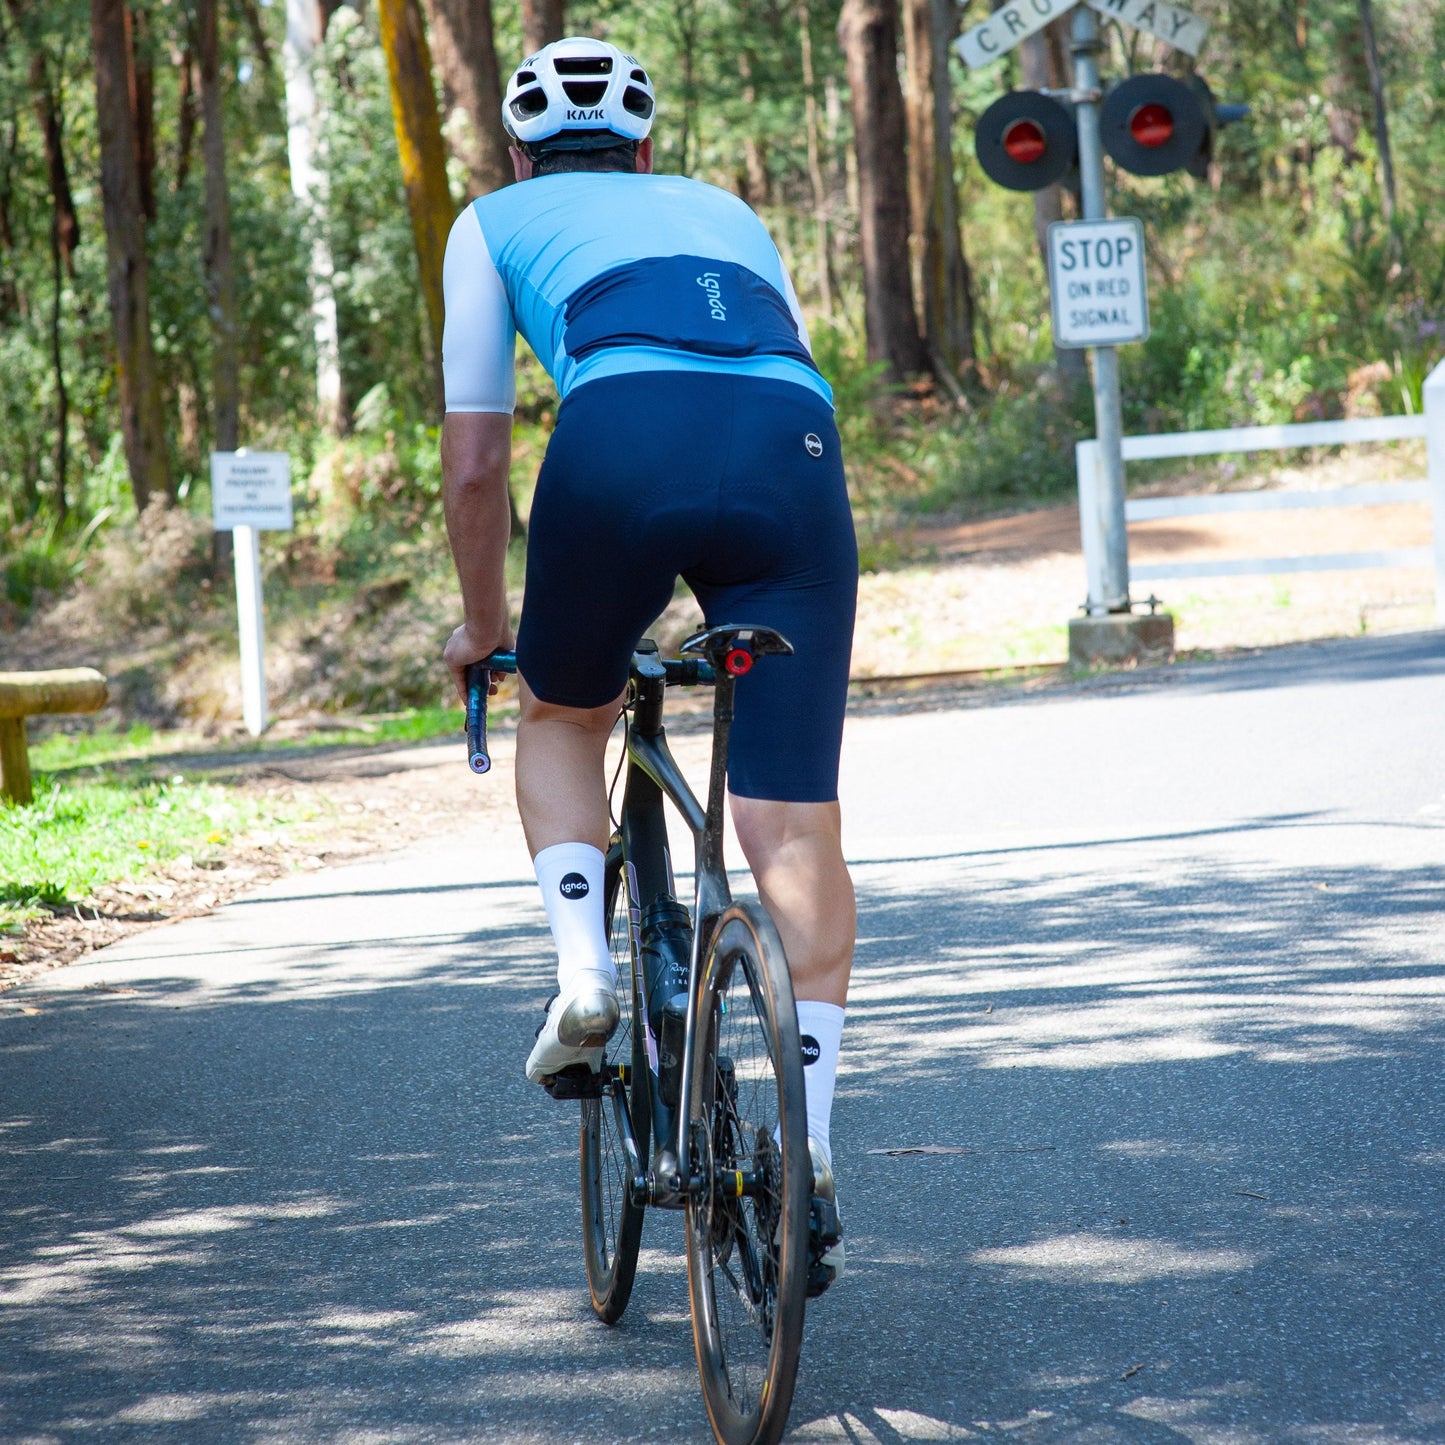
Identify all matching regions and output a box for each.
[631,69,648,83]
[622,86,654,119]
[561,80,608,107]
[554,56,612,75]
[510,88,548,120]
[515,70,536,85]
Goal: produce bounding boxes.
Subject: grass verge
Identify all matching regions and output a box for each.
[0,771,317,933]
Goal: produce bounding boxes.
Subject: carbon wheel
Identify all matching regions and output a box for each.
[685,902,809,1445]
[580,845,649,1323]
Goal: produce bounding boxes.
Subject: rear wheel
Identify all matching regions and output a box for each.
[685,902,809,1445]
[580,845,649,1323]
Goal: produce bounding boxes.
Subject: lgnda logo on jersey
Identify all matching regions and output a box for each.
[559,872,590,900]
[697,272,727,321]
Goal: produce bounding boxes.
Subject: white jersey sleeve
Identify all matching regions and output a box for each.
[442,205,517,414]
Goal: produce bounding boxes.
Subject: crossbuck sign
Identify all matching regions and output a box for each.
[956,0,1208,70]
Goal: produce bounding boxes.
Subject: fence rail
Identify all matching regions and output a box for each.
[1075,358,1445,621]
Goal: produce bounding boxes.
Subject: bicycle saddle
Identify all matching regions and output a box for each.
[679,624,794,664]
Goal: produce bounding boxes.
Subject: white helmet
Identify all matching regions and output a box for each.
[503,37,655,150]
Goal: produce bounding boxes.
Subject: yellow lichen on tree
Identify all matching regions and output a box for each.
[376,0,455,408]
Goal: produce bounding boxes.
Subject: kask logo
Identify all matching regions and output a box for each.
[559,873,590,900]
[697,271,727,321]
[800,1034,821,1066]
[804,433,823,458]
[566,107,606,122]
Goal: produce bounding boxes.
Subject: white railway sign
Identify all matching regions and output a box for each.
[1084,0,1208,58]
[956,0,1077,70]
[955,0,1207,70]
[1048,218,1149,348]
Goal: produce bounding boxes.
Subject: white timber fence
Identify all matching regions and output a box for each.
[1076,356,1445,624]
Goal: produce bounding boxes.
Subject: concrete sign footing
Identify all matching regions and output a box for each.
[1069,611,1176,666]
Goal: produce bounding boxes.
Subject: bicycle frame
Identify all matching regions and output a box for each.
[615,645,738,1210]
[465,625,791,1210]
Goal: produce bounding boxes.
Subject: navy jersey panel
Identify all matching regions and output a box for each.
[516,373,857,803]
[564,256,819,370]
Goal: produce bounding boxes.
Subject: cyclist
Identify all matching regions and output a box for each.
[440,37,854,1286]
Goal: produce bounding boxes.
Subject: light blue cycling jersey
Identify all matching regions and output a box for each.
[441,172,832,414]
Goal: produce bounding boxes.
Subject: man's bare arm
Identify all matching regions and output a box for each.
[442,410,515,700]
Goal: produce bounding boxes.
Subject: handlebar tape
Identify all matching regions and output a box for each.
[465,662,491,775]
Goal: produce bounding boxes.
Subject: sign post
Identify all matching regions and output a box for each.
[955,0,1201,657]
[211,450,293,736]
[1067,3,1133,617]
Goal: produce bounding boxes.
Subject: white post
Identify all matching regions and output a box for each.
[233,524,268,735]
[1076,439,1107,611]
[1424,358,1445,625]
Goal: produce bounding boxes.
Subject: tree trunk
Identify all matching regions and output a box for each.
[838,0,928,380]
[1019,22,1084,381]
[521,0,564,55]
[283,0,345,432]
[199,0,239,576]
[796,0,835,314]
[28,40,77,520]
[377,0,454,412]
[421,0,511,199]
[1357,0,1397,236]
[901,0,974,384]
[199,0,239,455]
[737,48,770,207]
[175,40,199,190]
[91,0,172,512]
[236,0,275,74]
[127,2,157,222]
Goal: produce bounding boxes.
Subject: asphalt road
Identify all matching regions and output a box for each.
[4,631,1444,1443]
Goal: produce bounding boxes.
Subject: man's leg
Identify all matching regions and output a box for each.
[728,794,854,1159]
[515,679,623,856]
[515,680,627,1082]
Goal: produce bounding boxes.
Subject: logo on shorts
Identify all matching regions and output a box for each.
[559,873,590,900]
[800,1034,821,1066]
[804,433,823,458]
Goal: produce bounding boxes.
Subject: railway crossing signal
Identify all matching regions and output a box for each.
[976,74,1247,190]
[975,91,1077,192]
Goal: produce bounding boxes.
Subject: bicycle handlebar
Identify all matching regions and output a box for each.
[465,653,515,775]
[463,648,715,776]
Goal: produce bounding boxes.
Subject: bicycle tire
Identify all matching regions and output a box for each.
[580,845,650,1324]
[685,901,809,1445]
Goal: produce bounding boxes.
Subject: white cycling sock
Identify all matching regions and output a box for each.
[533,843,614,992]
[795,1000,845,1169]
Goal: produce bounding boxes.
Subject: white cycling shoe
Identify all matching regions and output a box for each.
[809,1138,845,1292]
[525,969,620,1084]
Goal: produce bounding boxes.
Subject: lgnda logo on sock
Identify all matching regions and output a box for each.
[800,1034,821,1066]
[559,873,590,899]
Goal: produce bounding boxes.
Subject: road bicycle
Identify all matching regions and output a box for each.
[465,624,838,1445]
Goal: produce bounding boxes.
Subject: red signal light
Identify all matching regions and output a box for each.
[1002,119,1047,165]
[1129,103,1174,149]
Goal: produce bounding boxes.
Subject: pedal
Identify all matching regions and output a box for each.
[541,1064,604,1100]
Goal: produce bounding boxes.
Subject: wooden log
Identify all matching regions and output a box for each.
[0,668,109,719]
[0,717,31,805]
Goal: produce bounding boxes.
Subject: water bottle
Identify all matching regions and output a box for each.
[640,898,691,1103]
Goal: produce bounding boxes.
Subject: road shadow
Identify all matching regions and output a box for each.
[1,843,1442,1441]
